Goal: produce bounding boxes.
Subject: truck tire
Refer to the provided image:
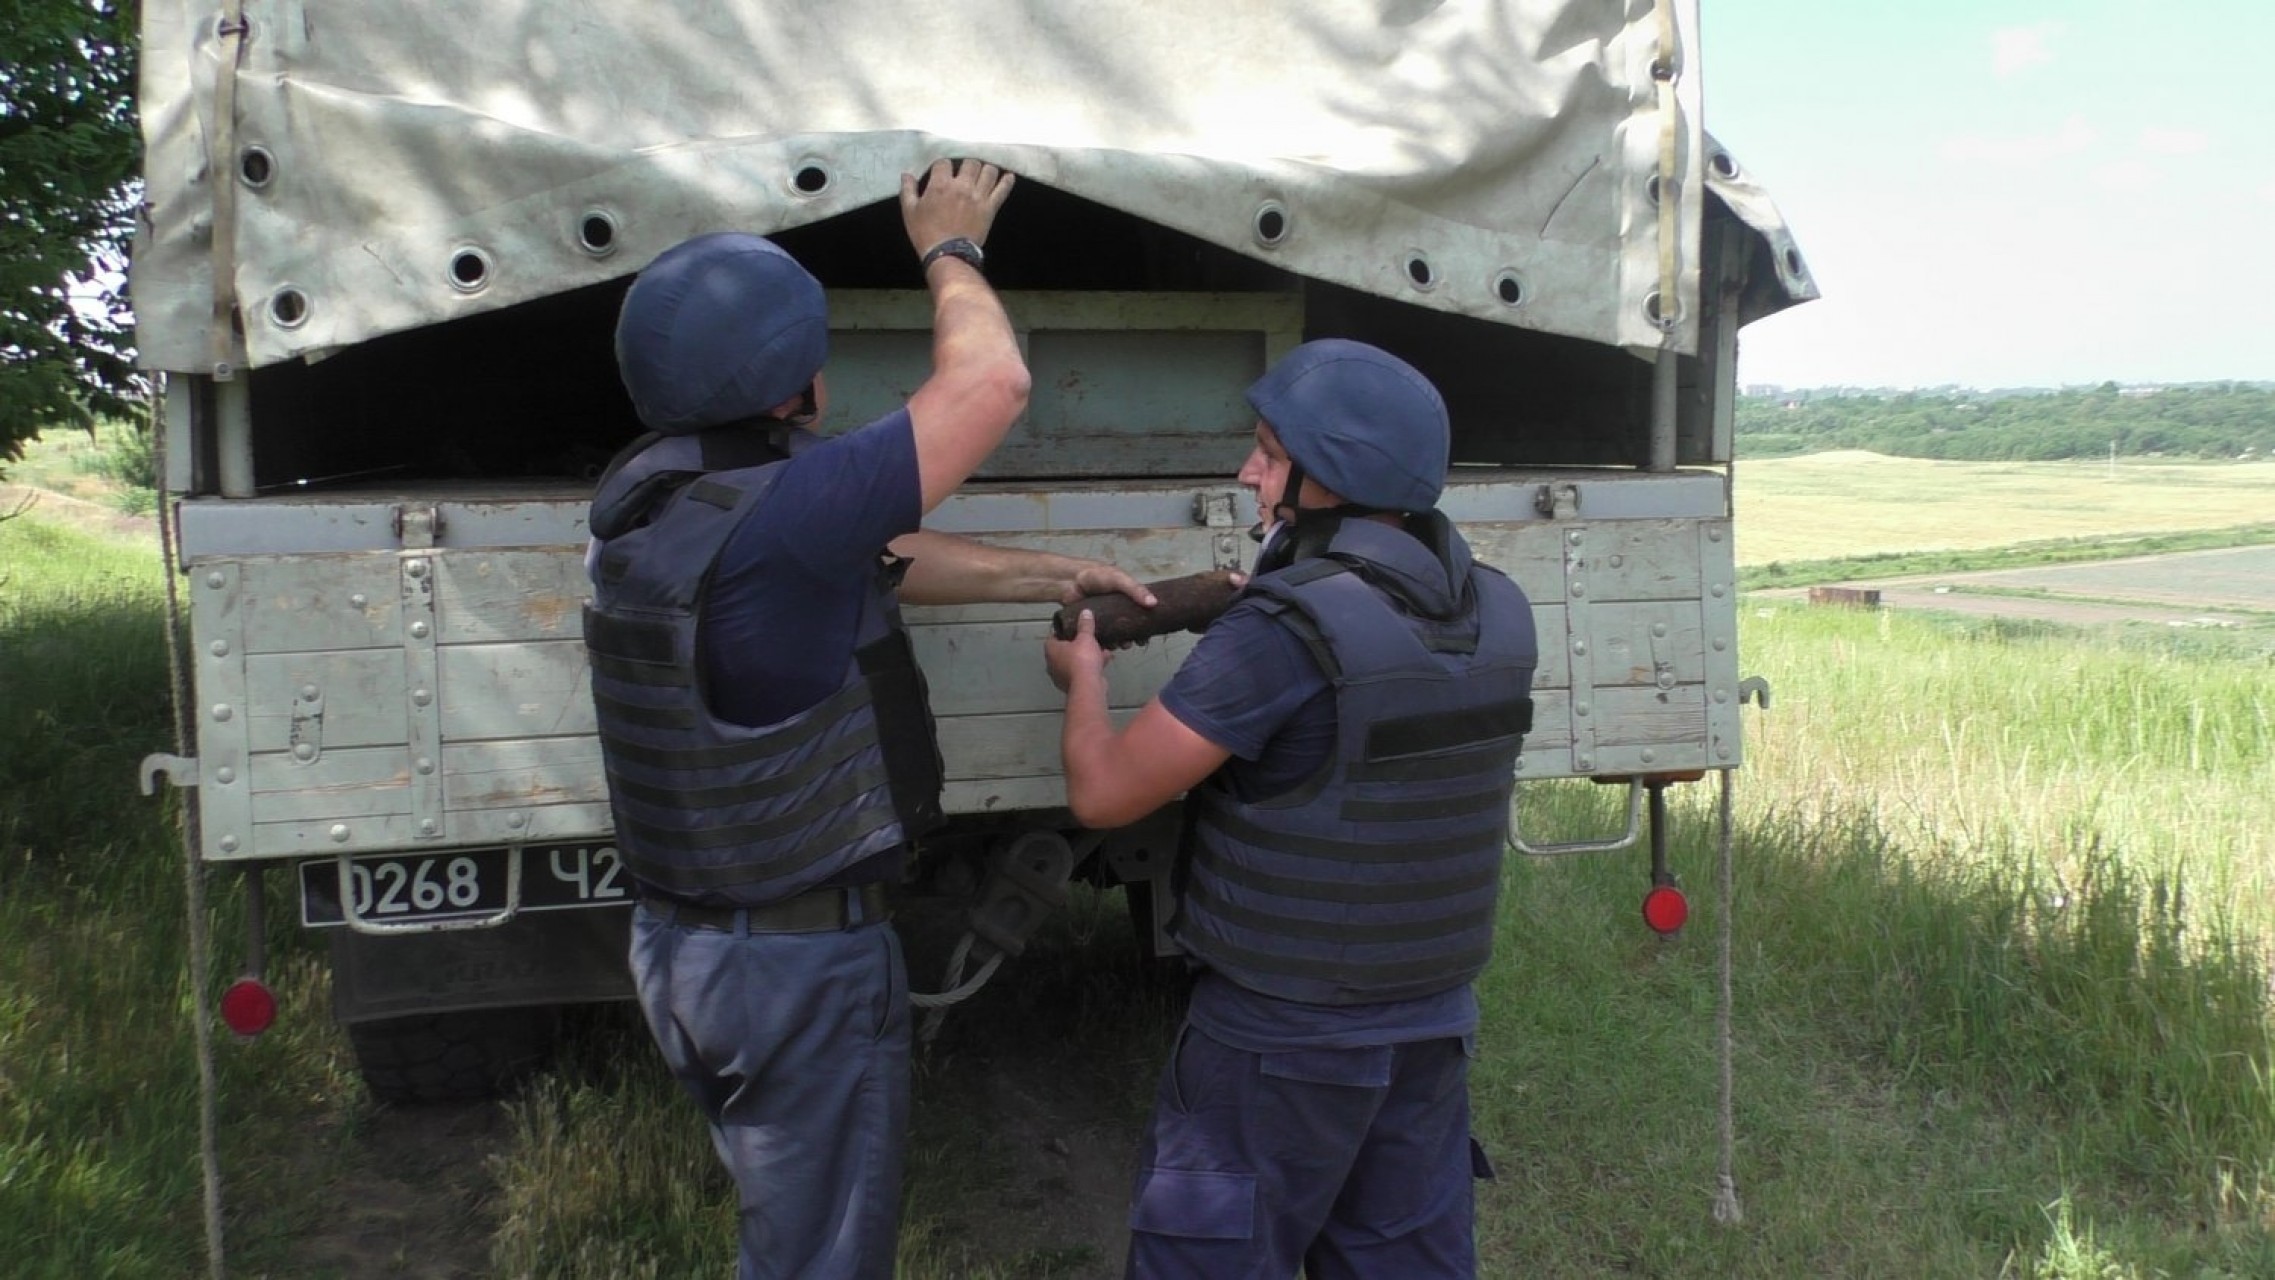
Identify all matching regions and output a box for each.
[344,1006,560,1104]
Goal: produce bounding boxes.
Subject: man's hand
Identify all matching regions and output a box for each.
[901,158,1016,258]
[1043,608,1109,694]
[1062,562,1159,608]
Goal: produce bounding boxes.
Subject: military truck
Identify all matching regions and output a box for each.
[133,0,1813,1100]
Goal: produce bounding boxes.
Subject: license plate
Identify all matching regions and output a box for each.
[299,844,634,928]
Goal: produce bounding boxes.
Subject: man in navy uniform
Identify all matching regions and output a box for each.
[1045,339,1537,1278]
[584,159,1153,1279]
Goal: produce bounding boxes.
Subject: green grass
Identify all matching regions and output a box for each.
[0,514,355,1277]
[6,502,2274,1277]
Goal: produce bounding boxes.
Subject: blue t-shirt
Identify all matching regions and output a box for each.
[1159,598,1336,800]
[1161,584,1482,1049]
[701,410,921,727]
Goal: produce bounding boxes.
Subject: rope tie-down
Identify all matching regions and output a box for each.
[909,829,1095,1044]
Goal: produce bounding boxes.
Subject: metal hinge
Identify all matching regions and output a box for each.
[1194,488,1248,571]
[393,505,442,549]
[1536,482,1581,520]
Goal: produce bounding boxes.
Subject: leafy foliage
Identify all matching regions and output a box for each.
[0,0,142,469]
[1738,382,2275,462]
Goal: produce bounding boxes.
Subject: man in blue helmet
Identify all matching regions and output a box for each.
[585,159,1154,1280]
[1044,339,1539,1278]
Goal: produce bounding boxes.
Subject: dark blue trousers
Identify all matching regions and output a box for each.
[1126,1023,1481,1279]
[630,902,910,1280]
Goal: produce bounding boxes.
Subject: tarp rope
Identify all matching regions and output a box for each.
[1651,0,1683,335]
[910,932,1006,1046]
[155,388,230,1279]
[207,2,249,379]
[1713,765,1743,1225]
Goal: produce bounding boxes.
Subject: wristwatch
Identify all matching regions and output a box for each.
[920,236,986,274]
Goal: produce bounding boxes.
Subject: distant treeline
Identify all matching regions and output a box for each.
[1735,382,2274,461]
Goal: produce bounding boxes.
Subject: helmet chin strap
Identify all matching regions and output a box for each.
[782,382,819,427]
[1252,456,1390,574]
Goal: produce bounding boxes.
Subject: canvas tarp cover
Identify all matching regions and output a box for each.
[133,0,1802,376]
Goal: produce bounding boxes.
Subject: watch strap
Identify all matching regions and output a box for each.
[919,236,986,273]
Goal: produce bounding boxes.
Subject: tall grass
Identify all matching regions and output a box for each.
[3,420,157,516]
[1,517,202,1273]
[5,504,2273,1277]
[0,515,353,1277]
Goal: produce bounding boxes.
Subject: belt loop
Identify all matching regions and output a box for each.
[843,886,866,928]
[733,907,752,939]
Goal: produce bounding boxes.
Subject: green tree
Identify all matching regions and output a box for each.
[1,0,142,472]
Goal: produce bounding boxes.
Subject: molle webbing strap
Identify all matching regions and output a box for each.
[1190,931,1495,993]
[590,692,698,731]
[595,679,875,772]
[584,611,677,664]
[1186,876,1492,945]
[582,607,686,686]
[1364,697,1533,761]
[1271,558,1347,588]
[620,804,903,893]
[616,768,893,852]
[1349,743,1518,784]
[686,479,742,510]
[1339,786,1508,824]
[1198,851,1500,905]
[1201,802,1507,865]
[603,723,884,808]
[587,654,692,688]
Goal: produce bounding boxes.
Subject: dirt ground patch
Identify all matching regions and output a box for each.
[0,483,154,545]
[1757,544,2275,629]
[285,1101,507,1279]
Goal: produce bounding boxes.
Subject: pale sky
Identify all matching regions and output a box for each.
[1702,0,2275,390]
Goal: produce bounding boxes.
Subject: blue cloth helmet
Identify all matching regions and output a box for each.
[615,232,829,436]
[1244,339,1450,512]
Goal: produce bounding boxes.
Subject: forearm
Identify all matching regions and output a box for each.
[891,530,1093,606]
[1058,668,1122,826]
[899,160,1031,512]
[926,260,1024,387]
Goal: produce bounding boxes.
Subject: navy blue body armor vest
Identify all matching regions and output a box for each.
[582,429,944,907]
[1178,514,1538,1005]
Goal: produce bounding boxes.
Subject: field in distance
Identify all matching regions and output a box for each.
[1733,450,2275,566]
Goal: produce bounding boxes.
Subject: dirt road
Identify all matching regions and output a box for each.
[1755,544,2275,629]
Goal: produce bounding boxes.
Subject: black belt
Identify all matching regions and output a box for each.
[639,882,889,934]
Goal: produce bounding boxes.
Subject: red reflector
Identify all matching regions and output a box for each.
[1641,886,1689,935]
[220,978,278,1037]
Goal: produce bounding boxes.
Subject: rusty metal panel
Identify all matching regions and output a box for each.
[177,495,588,558]
[189,563,257,860]
[430,551,589,643]
[253,802,617,857]
[245,650,405,753]
[400,552,446,841]
[232,554,403,652]
[913,619,1191,720]
[1700,518,1744,770]
[441,738,609,812]
[1583,603,1709,689]
[247,746,411,824]
[436,641,596,742]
